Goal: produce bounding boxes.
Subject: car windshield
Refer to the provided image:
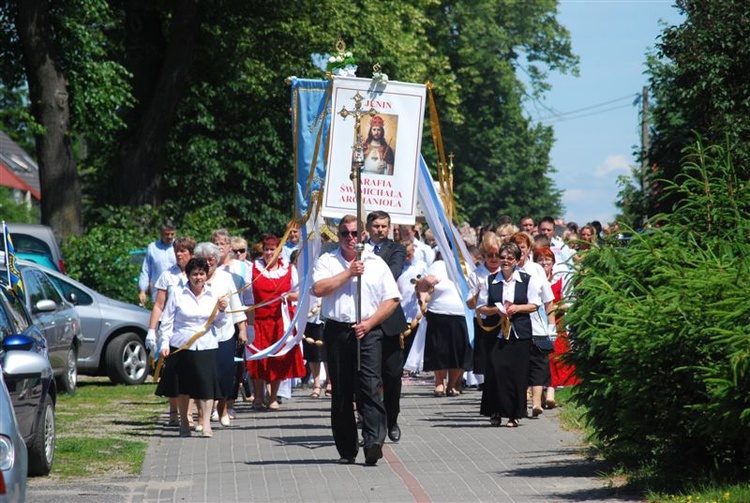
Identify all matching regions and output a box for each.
[0,234,52,256]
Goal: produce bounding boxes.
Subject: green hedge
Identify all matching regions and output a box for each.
[566,140,750,484]
[62,203,237,305]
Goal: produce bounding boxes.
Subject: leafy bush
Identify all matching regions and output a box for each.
[0,187,40,223]
[62,203,238,304]
[566,140,750,485]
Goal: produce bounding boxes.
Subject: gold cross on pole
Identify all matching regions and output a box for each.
[338,91,376,371]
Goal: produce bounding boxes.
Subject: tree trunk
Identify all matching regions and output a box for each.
[16,0,82,241]
[115,0,201,207]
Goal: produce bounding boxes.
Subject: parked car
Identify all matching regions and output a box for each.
[1,223,66,274]
[0,260,82,394]
[1,285,57,478]
[41,267,151,385]
[0,370,27,501]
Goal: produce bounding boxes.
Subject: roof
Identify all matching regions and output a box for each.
[0,130,41,200]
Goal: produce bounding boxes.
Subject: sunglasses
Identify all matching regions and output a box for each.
[339,230,359,238]
[233,248,246,254]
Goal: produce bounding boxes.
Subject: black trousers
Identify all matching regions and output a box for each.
[324,320,386,459]
[381,335,405,429]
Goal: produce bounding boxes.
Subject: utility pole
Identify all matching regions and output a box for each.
[640,86,650,193]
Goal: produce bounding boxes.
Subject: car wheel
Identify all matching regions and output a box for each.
[57,345,77,395]
[106,332,149,385]
[27,393,55,476]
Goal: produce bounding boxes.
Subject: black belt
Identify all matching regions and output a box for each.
[325,319,355,329]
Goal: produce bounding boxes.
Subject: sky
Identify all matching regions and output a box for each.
[528,0,685,227]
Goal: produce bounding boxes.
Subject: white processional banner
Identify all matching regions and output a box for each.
[322,76,426,225]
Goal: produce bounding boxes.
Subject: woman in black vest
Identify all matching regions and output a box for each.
[478,242,543,428]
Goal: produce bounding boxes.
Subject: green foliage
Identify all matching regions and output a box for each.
[4,0,576,238]
[63,204,236,303]
[644,0,750,221]
[0,187,39,223]
[423,0,576,224]
[0,86,42,152]
[52,0,134,144]
[566,140,750,486]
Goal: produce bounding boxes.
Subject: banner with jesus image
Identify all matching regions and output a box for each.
[322,76,426,225]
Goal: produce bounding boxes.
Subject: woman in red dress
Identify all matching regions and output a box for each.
[533,247,579,408]
[246,235,305,410]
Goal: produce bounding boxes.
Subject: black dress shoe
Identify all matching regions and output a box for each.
[364,444,382,466]
[338,457,356,465]
[388,423,401,443]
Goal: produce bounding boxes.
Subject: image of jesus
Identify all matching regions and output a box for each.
[362,115,395,176]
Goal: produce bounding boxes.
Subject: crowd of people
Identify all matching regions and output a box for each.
[139,212,595,461]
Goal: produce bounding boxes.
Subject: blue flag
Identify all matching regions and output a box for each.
[2,222,24,296]
[289,78,331,218]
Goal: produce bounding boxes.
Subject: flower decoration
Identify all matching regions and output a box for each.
[371,62,388,85]
[326,50,358,76]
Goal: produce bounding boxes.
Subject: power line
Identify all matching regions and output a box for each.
[535,93,638,122]
[541,102,636,124]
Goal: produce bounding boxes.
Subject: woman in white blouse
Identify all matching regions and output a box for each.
[478,242,542,428]
[417,253,470,397]
[158,258,229,437]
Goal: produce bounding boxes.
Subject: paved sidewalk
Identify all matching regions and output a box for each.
[28,377,641,503]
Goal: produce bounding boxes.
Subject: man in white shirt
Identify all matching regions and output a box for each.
[399,223,435,266]
[312,214,401,467]
[538,216,573,263]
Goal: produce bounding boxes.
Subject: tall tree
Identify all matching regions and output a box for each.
[424,0,578,225]
[645,0,750,219]
[112,0,201,207]
[3,0,576,240]
[14,0,81,238]
[1,0,132,240]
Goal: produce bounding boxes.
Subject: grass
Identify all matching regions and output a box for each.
[554,386,750,503]
[50,377,166,479]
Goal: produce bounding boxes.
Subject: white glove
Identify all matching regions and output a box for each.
[145,329,157,354]
[548,324,558,341]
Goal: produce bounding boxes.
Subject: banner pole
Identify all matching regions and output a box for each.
[339,90,376,371]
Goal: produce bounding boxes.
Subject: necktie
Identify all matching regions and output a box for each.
[374,244,381,254]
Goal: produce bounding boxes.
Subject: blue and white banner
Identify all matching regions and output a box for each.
[289,77,332,219]
[416,156,476,347]
[246,78,471,361]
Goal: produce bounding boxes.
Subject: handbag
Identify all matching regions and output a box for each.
[532,335,555,353]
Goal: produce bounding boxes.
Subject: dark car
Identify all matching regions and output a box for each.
[0,286,56,477]
[0,260,82,394]
[0,368,28,500]
[41,267,151,385]
[1,223,66,274]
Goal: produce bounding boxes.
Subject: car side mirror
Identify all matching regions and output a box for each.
[34,299,58,313]
[2,350,52,380]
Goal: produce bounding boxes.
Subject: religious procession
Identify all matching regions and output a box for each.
[142,44,587,471]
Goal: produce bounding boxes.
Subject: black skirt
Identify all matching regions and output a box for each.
[423,312,469,371]
[480,337,531,421]
[215,335,238,399]
[155,347,220,400]
[302,322,326,363]
[528,343,551,387]
[472,317,501,375]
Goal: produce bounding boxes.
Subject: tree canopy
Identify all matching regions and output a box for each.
[621,0,750,224]
[1,0,577,240]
